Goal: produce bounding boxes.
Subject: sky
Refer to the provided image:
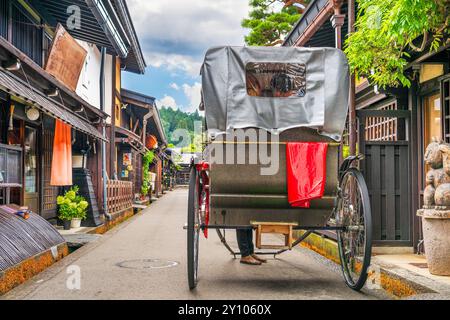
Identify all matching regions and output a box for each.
[122,0,251,113]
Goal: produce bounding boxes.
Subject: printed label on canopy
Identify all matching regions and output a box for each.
[246,62,306,98]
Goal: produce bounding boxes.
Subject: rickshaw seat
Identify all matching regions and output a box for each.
[207,127,340,226]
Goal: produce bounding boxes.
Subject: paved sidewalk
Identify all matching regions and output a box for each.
[3,188,385,300]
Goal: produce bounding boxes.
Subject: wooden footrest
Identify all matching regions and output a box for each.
[251,222,298,250]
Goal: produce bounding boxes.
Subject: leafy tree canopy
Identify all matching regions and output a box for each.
[159,106,203,149]
[242,0,308,46]
[345,0,449,88]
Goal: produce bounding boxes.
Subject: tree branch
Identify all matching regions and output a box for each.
[268,39,284,46]
[409,31,428,52]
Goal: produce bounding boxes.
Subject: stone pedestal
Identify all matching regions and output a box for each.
[417,209,450,276]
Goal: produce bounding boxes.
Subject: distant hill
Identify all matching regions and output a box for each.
[159,107,204,149]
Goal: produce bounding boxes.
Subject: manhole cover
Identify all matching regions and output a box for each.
[116,259,179,270]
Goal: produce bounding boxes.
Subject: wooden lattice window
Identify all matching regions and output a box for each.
[442,77,450,143]
[42,124,58,219]
[365,101,398,141]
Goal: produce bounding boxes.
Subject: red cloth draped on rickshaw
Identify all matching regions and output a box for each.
[286,142,328,208]
[50,119,72,186]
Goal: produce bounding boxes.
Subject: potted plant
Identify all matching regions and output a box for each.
[57,186,89,230]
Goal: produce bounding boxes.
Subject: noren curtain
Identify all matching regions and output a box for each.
[50,119,72,186]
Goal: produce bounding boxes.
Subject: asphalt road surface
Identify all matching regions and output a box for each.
[3,188,386,300]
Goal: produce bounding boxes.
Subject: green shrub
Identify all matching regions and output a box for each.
[57,186,88,221]
[141,150,155,196]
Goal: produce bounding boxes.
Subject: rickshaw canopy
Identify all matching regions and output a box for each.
[201,46,349,141]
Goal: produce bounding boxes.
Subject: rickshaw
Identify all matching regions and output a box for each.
[187,46,372,291]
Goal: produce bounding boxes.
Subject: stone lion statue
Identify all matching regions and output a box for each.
[423,138,450,210]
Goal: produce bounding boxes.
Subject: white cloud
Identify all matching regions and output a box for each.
[170,83,180,90]
[145,52,202,77]
[127,0,249,76]
[156,95,178,109]
[182,82,202,113]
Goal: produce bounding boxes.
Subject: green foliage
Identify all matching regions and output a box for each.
[143,150,155,165]
[172,163,182,171]
[345,0,449,88]
[242,0,304,46]
[141,150,155,196]
[57,186,88,221]
[159,106,204,152]
[180,134,203,153]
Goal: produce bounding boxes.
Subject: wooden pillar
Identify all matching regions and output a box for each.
[109,57,117,179]
[409,80,421,251]
[330,0,345,49]
[348,0,357,156]
[330,0,347,162]
[330,14,345,50]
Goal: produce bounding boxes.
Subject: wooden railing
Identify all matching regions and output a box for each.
[107,180,133,215]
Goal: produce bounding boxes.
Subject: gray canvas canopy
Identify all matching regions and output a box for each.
[201,46,349,141]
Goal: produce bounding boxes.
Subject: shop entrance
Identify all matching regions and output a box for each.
[23,125,39,213]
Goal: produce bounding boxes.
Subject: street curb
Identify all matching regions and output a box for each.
[293,231,436,299]
[0,243,68,295]
[0,203,151,297]
[1,204,152,299]
[88,208,136,235]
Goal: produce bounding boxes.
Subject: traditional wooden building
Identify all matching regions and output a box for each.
[0,4,101,222]
[0,0,156,294]
[115,89,167,200]
[284,0,449,252]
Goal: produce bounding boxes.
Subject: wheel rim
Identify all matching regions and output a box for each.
[187,167,201,289]
[336,170,371,289]
[193,176,200,282]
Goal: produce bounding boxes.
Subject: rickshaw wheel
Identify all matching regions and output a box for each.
[336,168,372,291]
[187,166,201,290]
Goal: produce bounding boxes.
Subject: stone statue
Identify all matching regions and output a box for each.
[423,138,450,210]
[418,138,450,276]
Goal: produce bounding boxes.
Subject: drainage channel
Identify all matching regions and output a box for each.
[62,234,102,254]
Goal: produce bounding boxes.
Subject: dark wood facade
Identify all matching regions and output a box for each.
[0,0,129,223]
[284,0,450,250]
[115,89,168,199]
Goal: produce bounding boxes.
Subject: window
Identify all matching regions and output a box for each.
[82,54,90,88]
[365,101,398,141]
[245,62,306,98]
[11,3,43,66]
[442,77,450,143]
[424,93,441,146]
[0,0,8,39]
[42,32,53,67]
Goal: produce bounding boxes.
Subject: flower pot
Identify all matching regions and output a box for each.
[70,218,82,229]
[418,209,450,276]
[63,220,71,230]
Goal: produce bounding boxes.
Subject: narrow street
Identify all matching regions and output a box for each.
[3,188,384,300]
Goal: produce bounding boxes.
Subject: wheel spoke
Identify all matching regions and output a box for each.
[336,169,372,291]
[188,167,202,289]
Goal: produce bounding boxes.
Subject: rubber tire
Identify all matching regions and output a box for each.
[337,168,373,291]
[187,166,200,290]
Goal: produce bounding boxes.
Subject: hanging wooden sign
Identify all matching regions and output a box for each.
[45,24,87,91]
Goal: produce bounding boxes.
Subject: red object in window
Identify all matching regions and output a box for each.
[51,119,72,186]
[286,142,328,208]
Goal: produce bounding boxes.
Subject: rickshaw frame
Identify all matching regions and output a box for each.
[186,46,373,292]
